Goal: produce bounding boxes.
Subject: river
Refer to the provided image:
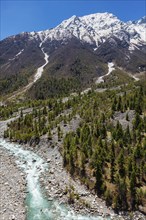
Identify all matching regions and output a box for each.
[0,138,111,220]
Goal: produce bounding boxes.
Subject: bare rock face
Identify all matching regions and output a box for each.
[113,110,135,130]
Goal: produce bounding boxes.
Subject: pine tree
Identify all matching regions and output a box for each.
[48,127,52,140]
[115,121,123,141]
[95,162,103,196]
[117,149,125,178]
[115,175,128,210]
[126,112,129,121]
[110,141,115,182]
[117,96,122,111]
[124,125,131,144]
[133,113,141,130]
[130,170,137,209]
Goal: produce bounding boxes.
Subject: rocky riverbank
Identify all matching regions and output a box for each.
[0,119,27,220]
[0,148,26,220]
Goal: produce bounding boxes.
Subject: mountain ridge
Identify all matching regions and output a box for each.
[0,12,146,98]
[2,13,145,45]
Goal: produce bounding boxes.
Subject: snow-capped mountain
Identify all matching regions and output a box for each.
[35,13,146,47]
[0,12,146,97]
[4,12,145,51]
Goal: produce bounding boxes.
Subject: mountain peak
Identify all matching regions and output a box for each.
[136,16,146,24]
[80,12,119,20]
[58,15,80,29]
[130,16,146,25]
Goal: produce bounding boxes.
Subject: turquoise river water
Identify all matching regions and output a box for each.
[0,138,111,220]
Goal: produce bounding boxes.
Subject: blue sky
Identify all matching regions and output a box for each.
[1,0,146,40]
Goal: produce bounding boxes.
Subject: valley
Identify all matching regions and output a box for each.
[0,77,146,220]
[0,12,146,220]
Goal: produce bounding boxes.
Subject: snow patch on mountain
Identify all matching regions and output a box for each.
[96,62,115,84]
[34,43,49,82]
[129,41,140,52]
[9,49,24,61]
[107,62,115,75]
[16,49,24,57]
[125,21,146,45]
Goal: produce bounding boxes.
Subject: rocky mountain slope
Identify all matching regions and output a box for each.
[0,13,146,97]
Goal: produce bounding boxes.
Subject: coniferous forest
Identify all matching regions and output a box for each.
[1,79,146,213]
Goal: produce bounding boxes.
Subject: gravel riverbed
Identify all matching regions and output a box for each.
[0,148,26,220]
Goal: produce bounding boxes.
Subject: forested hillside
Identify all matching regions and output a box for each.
[1,79,146,213]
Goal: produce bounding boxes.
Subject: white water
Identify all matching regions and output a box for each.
[33,43,49,82]
[96,62,115,84]
[0,138,111,220]
[0,138,49,219]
